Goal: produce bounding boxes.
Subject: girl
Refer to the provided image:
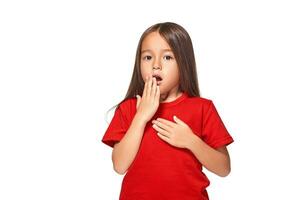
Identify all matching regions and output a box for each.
[102,22,234,200]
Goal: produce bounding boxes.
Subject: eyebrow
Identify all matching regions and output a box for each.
[141,49,173,54]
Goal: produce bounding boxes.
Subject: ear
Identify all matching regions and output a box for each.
[173,115,186,126]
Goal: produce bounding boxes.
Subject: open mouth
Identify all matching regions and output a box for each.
[152,74,163,82]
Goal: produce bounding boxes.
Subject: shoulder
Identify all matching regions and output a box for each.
[110,97,137,125]
[117,96,137,114]
[186,95,213,108]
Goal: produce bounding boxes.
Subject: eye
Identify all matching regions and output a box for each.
[164,55,173,60]
[143,55,152,60]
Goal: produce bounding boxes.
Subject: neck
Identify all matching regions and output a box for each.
[160,90,183,103]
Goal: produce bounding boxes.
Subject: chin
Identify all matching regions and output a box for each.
[159,91,168,97]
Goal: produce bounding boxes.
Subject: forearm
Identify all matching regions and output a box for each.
[186,134,231,177]
[112,113,147,175]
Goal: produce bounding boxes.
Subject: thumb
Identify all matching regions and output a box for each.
[136,95,141,109]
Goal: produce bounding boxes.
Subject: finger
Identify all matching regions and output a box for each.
[157,132,171,143]
[143,76,149,98]
[155,85,160,102]
[151,77,157,98]
[156,118,176,128]
[173,115,186,126]
[147,76,153,97]
[136,95,141,109]
[152,124,171,137]
[152,120,173,132]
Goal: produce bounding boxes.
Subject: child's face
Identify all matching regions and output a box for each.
[140,31,180,95]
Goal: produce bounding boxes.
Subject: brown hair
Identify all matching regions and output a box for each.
[105,22,201,122]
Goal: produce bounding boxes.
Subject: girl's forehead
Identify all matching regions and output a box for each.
[141,32,172,53]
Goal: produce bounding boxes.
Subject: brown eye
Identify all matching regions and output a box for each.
[143,55,152,60]
[164,55,173,60]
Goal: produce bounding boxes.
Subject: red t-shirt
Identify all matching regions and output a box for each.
[102,92,234,200]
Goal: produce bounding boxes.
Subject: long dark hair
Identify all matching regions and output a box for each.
[105,22,201,122]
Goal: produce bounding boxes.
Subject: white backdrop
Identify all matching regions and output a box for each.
[1,0,299,199]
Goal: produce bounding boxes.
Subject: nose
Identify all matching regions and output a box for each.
[152,57,162,71]
[152,65,161,70]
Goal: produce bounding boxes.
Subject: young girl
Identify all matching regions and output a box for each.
[102,22,234,200]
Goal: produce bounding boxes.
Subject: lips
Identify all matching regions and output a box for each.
[152,74,163,86]
[152,74,163,82]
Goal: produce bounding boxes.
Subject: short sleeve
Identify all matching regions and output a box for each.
[101,103,130,148]
[201,100,234,149]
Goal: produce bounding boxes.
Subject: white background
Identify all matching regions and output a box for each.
[1,0,299,199]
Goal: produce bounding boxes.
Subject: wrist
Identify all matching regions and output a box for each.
[185,134,200,151]
[134,112,148,125]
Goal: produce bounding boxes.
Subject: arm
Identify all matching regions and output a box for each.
[112,113,147,175]
[186,134,231,177]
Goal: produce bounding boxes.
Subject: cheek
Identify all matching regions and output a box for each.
[165,65,180,81]
[140,68,151,82]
